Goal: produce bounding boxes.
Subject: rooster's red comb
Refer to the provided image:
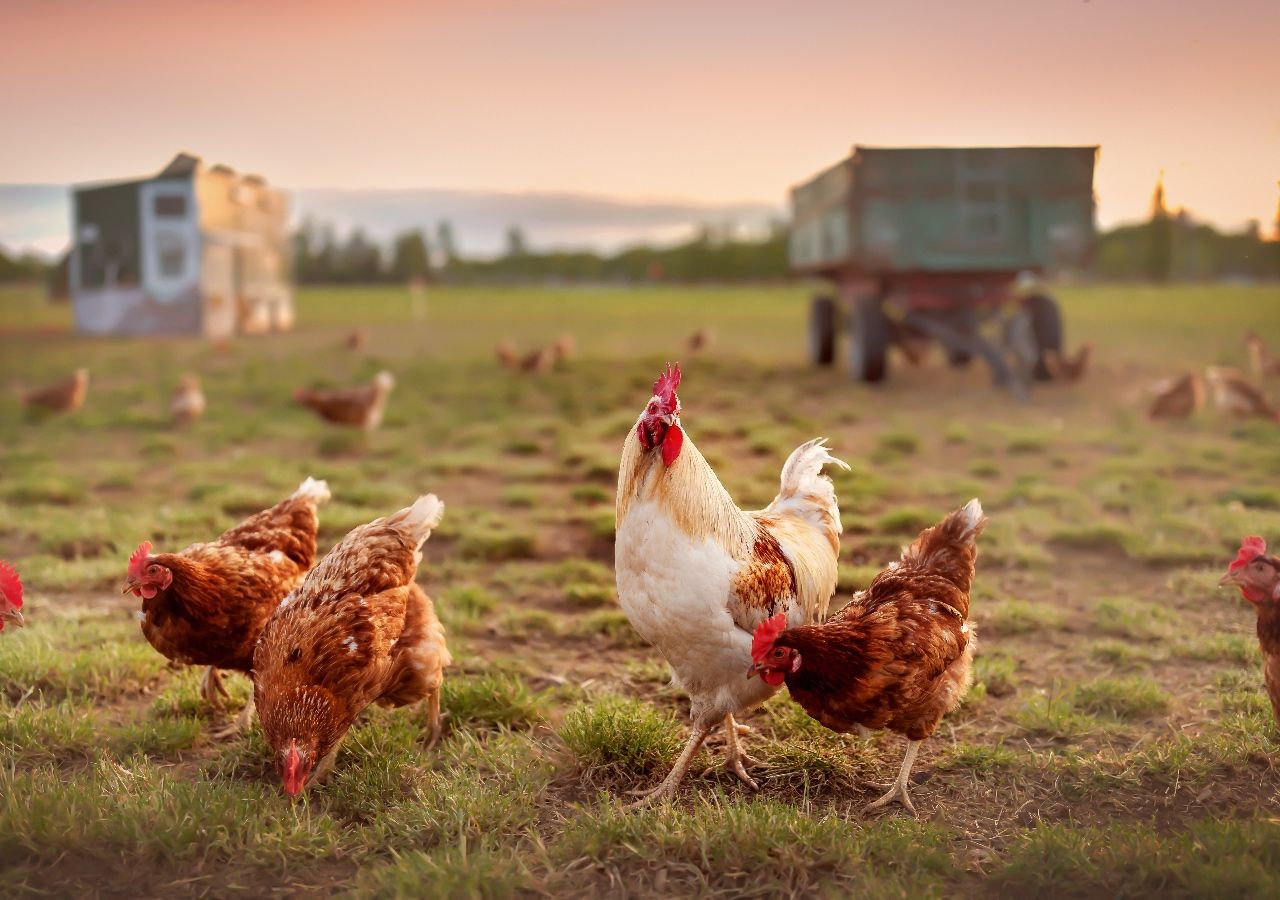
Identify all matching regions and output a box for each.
[653,362,681,409]
[128,541,153,578]
[0,561,21,610]
[1229,536,1267,572]
[751,613,788,664]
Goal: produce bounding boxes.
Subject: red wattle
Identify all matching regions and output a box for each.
[661,423,684,467]
[761,670,786,687]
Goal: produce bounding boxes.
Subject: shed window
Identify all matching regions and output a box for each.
[154,195,187,217]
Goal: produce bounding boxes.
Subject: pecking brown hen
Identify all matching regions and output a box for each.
[1218,536,1280,727]
[1148,372,1204,420]
[22,369,88,413]
[254,494,451,797]
[294,371,395,429]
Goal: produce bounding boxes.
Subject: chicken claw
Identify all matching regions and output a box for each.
[201,666,231,712]
[209,693,256,741]
[703,714,760,790]
[863,739,921,817]
[626,724,711,810]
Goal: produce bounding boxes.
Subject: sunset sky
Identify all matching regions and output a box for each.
[2,0,1277,244]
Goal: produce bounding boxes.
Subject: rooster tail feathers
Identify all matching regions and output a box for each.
[291,477,332,508]
[772,438,849,507]
[900,498,986,604]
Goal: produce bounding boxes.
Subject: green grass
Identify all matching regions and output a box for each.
[3,282,1280,895]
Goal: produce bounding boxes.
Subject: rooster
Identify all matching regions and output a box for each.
[254,494,451,797]
[1148,372,1204,420]
[22,369,88,413]
[123,477,331,737]
[170,375,206,425]
[0,561,24,631]
[749,499,986,815]
[1044,343,1093,383]
[1244,332,1280,381]
[615,363,848,805]
[1217,536,1280,726]
[1204,367,1280,421]
[294,371,395,430]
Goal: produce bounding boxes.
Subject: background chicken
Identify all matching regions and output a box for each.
[1244,331,1280,380]
[552,333,576,364]
[1217,536,1280,727]
[520,345,556,374]
[22,368,88,413]
[346,328,368,351]
[495,339,519,370]
[1148,372,1204,420]
[294,370,395,429]
[123,477,330,736]
[1204,366,1280,421]
[1044,342,1093,383]
[615,363,847,804]
[254,494,451,797]
[749,499,985,814]
[170,374,206,425]
[686,327,714,354]
[0,560,24,632]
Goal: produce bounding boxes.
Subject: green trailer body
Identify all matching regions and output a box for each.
[790,146,1097,276]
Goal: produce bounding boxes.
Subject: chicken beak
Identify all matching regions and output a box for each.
[121,578,139,596]
[2,608,23,629]
[746,662,759,679]
[1217,571,1240,588]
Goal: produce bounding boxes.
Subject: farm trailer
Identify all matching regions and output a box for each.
[789,146,1097,396]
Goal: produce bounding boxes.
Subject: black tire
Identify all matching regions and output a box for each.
[848,295,889,383]
[809,295,837,366]
[947,347,973,368]
[1025,293,1063,381]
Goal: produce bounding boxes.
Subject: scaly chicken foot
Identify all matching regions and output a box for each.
[209,693,256,741]
[201,666,231,713]
[864,740,921,816]
[700,714,760,790]
[627,724,712,808]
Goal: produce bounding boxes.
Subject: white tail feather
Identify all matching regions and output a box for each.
[764,438,849,516]
[391,493,445,550]
[291,477,331,507]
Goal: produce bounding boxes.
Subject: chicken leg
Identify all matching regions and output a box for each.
[864,739,921,816]
[201,666,231,712]
[627,724,712,808]
[210,692,255,740]
[718,714,760,789]
[421,688,446,752]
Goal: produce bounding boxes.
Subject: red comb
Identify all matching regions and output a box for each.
[1229,536,1267,572]
[128,541,153,578]
[653,362,681,408]
[751,613,788,663]
[0,560,21,609]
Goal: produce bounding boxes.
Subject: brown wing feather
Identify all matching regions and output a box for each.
[727,524,798,632]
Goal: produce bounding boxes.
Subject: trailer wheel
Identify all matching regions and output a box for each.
[848,295,889,383]
[809,296,837,366]
[947,348,973,368]
[1025,293,1063,381]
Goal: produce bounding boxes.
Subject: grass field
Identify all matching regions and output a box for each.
[1,282,1279,898]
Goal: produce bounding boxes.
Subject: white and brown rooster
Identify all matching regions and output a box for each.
[615,363,847,805]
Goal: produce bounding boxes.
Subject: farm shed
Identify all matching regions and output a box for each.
[69,153,293,338]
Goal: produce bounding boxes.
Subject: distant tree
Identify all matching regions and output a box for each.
[436,221,458,268]
[339,229,384,283]
[1144,172,1173,282]
[505,225,527,259]
[390,229,432,282]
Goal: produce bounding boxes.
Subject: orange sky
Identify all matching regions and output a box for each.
[2,0,1277,228]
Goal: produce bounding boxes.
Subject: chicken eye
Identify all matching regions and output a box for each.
[773,648,786,657]
[148,566,159,575]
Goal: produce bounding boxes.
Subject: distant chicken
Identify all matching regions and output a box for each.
[615,363,848,805]
[254,494,451,797]
[749,500,986,814]
[520,346,556,374]
[0,561,25,631]
[495,340,519,370]
[1204,367,1280,421]
[1244,332,1280,380]
[345,329,368,352]
[294,371,396,430]
[170,375,206,425]
[1218,536,1280,726]
[1044,342,1093,383]
[552,333,576,364]
[22,369,88,413]
[687,327,715,354]
[123,478,330,736]
[1148,372,1204,420]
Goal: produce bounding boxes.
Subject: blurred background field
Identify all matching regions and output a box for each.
[2,282,1279,896]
